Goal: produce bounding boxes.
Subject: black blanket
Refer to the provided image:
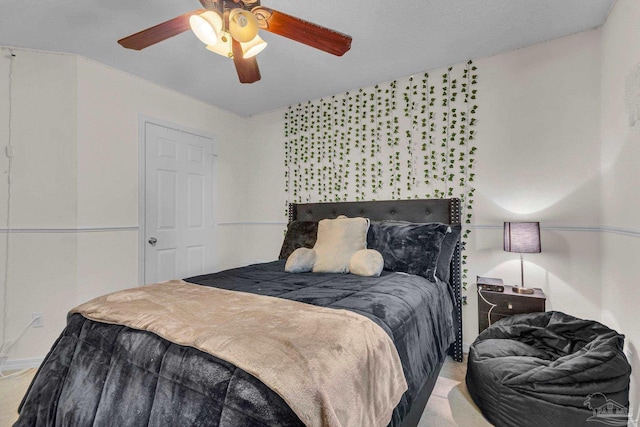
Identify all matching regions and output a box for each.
[16,261,455,426]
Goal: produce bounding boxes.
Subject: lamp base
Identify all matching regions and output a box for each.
[513,286,535,295]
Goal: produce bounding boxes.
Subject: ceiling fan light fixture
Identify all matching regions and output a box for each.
[228,9,259,43]
[190,10,223,46]
[206,32,233,57]
[241,35,267,58]
[118,3,353,85]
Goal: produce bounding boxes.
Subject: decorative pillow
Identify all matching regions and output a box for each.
[366,220,380,248]
[312,216,369,273]
[349,249,384,277]
[285,248,316,273]
[435,224,461,283]
[278,221,318,260]
[367,221,450,281]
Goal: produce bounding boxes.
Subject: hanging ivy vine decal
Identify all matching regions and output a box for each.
[284,61,479,291]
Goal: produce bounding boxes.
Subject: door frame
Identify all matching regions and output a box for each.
[137,115,218,285]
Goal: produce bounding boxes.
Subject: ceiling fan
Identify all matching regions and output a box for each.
[118,0,352,84]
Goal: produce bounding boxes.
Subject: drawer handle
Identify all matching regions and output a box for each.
[507,303,513,310]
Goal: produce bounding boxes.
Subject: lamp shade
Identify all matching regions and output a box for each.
[504,222,541,253]
[241,35,267,58]
[190,11,223,46]
[229,9,259,43]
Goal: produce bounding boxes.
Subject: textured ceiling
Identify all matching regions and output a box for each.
[0,0,615,116]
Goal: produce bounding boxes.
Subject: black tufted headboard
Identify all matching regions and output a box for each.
[288,198,463,363]
[290,199,459,224]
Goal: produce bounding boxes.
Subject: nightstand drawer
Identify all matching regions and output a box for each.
[476,281,546,333]
[481,293,545,315]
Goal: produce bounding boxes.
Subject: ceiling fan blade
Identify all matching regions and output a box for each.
[232,39,261,84]
[252,6,352,57]
[118,9,206,50]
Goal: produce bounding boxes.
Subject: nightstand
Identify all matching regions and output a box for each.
[477,280,546,333]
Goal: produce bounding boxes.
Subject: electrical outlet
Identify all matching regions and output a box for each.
[32,312,44,328]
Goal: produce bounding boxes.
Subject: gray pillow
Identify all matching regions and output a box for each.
[435,224,461,283]
[279,221,318,260]
[367,221,450,281]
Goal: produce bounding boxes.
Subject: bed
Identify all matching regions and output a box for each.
[15,198,463,427]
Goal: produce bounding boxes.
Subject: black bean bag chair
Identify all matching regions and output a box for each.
[466,311,631,427]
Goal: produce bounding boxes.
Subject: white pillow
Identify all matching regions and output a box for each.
[349,249,384,277]
[285,248,317,273]
[312,216,369,273]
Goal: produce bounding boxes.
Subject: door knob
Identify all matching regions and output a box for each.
[148,237,157,246]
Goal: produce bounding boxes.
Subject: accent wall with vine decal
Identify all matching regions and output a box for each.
[284,60,478,290]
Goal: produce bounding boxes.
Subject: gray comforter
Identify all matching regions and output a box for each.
[16,260,455,426]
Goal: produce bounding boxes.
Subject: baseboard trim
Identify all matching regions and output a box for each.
[2,356,44,371]
[471,224,640,238]
[0,226,138,234]
[599,225,640,238]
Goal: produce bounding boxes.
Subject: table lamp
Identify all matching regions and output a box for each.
[503,222,541,294]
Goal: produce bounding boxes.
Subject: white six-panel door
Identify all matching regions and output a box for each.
[144,122,214,284]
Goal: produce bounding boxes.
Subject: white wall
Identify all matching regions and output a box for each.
[468,29,603,339]
[0,48,252,362]
[599,0,640,407]
[241,109,289,264]
[75,57,251,301]
[244,29,604,349]
[0,49,79,361]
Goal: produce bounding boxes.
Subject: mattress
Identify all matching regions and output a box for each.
[16,260,455,427]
